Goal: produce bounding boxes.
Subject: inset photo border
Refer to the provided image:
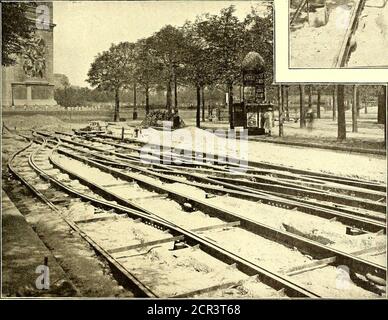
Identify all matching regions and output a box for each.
[275,0,388,82]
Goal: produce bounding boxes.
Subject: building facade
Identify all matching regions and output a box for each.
[2,2,56,107]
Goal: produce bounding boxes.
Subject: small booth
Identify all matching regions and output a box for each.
[232,52,273,135]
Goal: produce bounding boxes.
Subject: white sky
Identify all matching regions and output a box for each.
[53,0,270,87]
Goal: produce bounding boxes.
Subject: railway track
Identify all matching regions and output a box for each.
[32,131,387,296]
[7,131,386,297]
[41,131,386,233]
[7,136,320,298]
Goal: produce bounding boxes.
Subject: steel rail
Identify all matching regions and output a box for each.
[86,135,386,202]
[94,133,386,192]
[88,137,387,203]
[54,142,386,233]
[8,138,159,297]
[38,132,387,219]
[50,145,386,280]
[42,131,387,193]
[26,141,322,298]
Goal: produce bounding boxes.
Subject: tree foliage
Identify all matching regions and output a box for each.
[2,2,36,66]
[82,4,273,121]
[87,42,136,120]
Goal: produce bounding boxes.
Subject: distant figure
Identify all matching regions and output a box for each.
[306,107,314,131]
[264,108,274,136]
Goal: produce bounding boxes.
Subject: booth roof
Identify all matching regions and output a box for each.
[242,51,265,72]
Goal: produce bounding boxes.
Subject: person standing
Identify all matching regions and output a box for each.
[306,107,314,131]
[264,107,274,136]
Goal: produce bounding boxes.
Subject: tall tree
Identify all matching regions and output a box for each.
[317,86,321,119]
[244,5,273,85]
[2,2,36,66]
[181,20,217,127]
[352,85,358,132]
[87,42,136,121]
[279,85,284,137]
[332,85,337,121]
[147,25,186,113]
[377,85,386,125]
[337,85,346,141]
[134,39,162,115]
[196,6,248,128]
[299,84,305,128]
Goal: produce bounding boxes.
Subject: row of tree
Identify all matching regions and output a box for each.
[86,5,273,122]
[276,84,387,141]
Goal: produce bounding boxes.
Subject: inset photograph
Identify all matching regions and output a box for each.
[289,0,388,68]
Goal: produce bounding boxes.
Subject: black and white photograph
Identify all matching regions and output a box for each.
[289,0,388,68]
[1,0,387,305]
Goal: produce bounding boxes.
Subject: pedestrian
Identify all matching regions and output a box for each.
[264,107,274,136]
[306,107,314,131]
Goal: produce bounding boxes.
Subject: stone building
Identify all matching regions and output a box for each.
[2,2,57,107]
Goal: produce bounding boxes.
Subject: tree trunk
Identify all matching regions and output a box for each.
[279,85,284,137]
[196,85,201,128]
[114,88,120,122]
[285,86,290,121]
[201,86,205,122]
[317,87,321,119]
[166,79,172,114]
[337,85,346,141]
[308,85,312,110]
[228,84,234,129]
[377,85,386,124]
[133,82,137,120]
[299,84,305,128]
[145,85,150,115]
[356,88,360,117]
[173,72,178,113]
[352,85,357,132]
[332,85,337,121]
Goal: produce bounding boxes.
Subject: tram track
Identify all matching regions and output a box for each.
[7,131,385,297]
[38,131,386,233]
[7,136,321,298]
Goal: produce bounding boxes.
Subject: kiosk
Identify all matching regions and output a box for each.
[232,52,273,135]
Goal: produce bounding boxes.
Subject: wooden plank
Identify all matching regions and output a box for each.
[286,257,337,276]
[74,215,126,224]
[107,235,185,254]
[285,244,386,276]
[128,193,168,201]
[102,182,134,188]
[171,280,242,298]
[51,197,71,204]
[191,221,241,232]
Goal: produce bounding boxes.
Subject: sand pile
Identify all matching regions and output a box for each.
[291,1,354,67]
[348,0,388,66]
